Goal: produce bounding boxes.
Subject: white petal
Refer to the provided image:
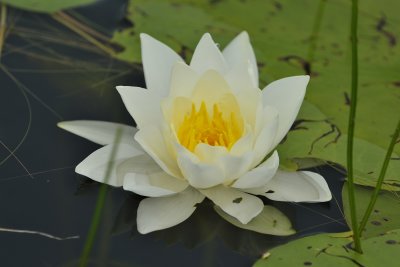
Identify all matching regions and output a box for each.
[261,75,310,148]
[190,33,227,74]
[223,31,258,87]
[76,143,143,187]
[176,144,225,188]
[123,172,187,197]
[169,62,199,98]
[194,143,228,163]
[116,86,162,129]
[137,187,205,234]
[263,170,332,202]
[135,125,182,178]
[57,120,139,147]
[232,151,279,189]
[118,155,188,197]
[229,125,254,156]
[140,33,183,96]
[252,106,279,165]
[219,152,254,183]
[200,185,263,224]
[191,69,232,107]
[234,88,262,130]
[194,142,254,184]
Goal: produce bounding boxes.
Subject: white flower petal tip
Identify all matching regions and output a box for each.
[223,31,258,87]
[116,86,163,129]
[139,33,183,95]
[262,75,310,147]
[75,143,143,187]
[136,187,205,234]
[57,120,138,146]
[200,186,264,224]
[190,33,227,73]
[264,170,332,203]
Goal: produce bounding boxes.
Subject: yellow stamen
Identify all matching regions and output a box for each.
[177,101,243,152]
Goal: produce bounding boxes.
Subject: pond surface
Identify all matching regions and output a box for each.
[0,1,348,266]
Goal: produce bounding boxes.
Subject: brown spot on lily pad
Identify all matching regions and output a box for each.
[371,220,382,226]
[233,197,243,204]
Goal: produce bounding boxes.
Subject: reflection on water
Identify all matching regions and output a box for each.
[0,0,347,266]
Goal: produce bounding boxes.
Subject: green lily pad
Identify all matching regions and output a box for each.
[214,205,295,236]
[254,229,400,267]
[112,0,400,190]
[0,0,97,13]
[342,183,400,239]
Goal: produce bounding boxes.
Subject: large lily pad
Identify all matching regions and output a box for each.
[254,229,400,266]
[112,0,400,190]
[342,183,400,239]
[0,0,97,13]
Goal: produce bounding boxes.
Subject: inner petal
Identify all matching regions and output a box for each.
[177,100,244,152]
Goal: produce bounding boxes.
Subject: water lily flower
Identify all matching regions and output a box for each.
[58,32,331,234]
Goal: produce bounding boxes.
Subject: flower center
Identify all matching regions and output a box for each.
[178,101,243,152]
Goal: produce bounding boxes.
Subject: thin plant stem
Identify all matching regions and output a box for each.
[0,3,7,59]
[52,12,116,57]
[358,119,400,235]
[346,0,362,253]
[308,0,327,64]
[56,12,110,42]
[79,128,122,267]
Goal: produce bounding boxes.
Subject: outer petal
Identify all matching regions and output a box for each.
[137,187,205,234]
[232,151,279,189]
[261,75,310,148]
[75,143,143,187]
[116,86,162,129]
[57,120,139,147]
[200,185,264,224]
[118,155,188,197]
[140,33,183,96]
[190,33,227,74]
[263,170,332,202]
[135,125,182,178]
[223,31,258,87]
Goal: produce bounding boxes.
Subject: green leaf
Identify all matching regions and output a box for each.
[254,229,400,267]
[214,205,295,236]
[0,0,97,13]
[112,0,400,190]
[342,183,400,239]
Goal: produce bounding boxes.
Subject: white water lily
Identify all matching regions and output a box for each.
[58,32,331,234]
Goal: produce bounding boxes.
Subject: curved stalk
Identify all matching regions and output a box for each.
[358,119,400,235]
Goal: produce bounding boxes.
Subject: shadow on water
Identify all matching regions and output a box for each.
[0,0,348,266]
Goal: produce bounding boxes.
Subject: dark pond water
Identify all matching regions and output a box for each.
[0,1,348,266]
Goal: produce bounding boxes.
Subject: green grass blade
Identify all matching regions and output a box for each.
[79,128,122,267]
